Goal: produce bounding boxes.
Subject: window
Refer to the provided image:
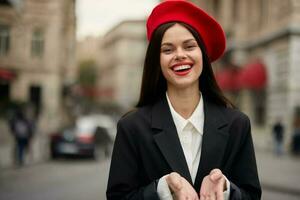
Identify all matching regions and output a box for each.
[252,89,266,125]
[31,29,44,57]
[29,85,42,117]
[0,25,10,56]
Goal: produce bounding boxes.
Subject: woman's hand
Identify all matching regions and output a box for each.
[199,169,226,200]
[166,172,199,200]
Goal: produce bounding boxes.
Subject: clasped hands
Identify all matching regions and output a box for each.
[166,169,226,200]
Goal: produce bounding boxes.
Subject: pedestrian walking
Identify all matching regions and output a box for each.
[8,106,35,166]
[107,1,261,199]
[94,126,113,158]
[272,119,285,155]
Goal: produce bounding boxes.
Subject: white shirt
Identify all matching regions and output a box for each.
[157,93,230,200]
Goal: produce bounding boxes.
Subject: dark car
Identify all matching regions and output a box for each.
[49,114,116,159]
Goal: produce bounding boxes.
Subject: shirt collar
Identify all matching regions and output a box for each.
[166,93,204,135]
[189,95,204,134]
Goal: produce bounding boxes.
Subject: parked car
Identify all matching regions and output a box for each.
[49,114,116,159]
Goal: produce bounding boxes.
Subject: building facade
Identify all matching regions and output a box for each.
[101,20,147,110]
[0,0,76,167]
[194,0,300,139]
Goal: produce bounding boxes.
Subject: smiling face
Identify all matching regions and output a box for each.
[160,23,203,91]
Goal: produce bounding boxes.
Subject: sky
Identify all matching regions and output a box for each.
[76,0,158,39]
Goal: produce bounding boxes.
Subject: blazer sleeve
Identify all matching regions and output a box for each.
[106,119,160,200]
[228,115,262,200]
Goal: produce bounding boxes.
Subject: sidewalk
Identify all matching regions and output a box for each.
[252,131,300,196]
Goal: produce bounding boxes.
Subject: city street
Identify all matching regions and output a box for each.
[1,1,300,200]
[256,150,300,200]
[0,157,110,200]
[1,148,300,200]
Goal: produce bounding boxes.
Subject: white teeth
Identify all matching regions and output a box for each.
[173,65,191,71]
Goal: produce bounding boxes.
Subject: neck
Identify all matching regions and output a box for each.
[167,86,200,119]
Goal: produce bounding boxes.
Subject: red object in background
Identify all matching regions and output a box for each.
[77,134,94,144]
[216,61,267,92]
[237,61,267,90]
[215,69,240,91]
[0,68,16,80]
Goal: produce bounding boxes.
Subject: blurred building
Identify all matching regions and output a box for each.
[0,0,76,167]
[192,0,300,137]
[77,36,103,64]
[101,20,147,109]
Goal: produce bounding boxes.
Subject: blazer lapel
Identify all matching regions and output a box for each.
[152,97,193,184]
[194,98,229,190]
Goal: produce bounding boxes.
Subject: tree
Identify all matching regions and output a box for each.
[78,59,97,88]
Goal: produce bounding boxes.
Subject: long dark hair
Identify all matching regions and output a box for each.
[136,22,233,108]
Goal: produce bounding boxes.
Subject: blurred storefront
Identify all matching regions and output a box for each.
[0,0,76,168]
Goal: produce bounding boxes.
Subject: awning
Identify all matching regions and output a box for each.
[0,68,16,81]
[215,69,240,91]
[237,61,267,90]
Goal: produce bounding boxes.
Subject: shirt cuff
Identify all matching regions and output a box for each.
[157,175,173,200]
[223,175,231,200]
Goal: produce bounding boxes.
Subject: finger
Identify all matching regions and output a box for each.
[216,192,223,200]
[209,170,223,182]
[211,193,217,200]
[205,194,214,200]
[166,172,182,192]
[200,194,205,200]
[189,188,199,200]
[199,176,209,193]
[210,173,223,182]
[210,169,221,175]
[168,179,182,192]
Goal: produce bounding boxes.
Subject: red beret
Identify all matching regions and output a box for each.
[146,0,226,62]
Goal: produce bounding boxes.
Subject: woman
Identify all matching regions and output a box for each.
[107,1,261,199]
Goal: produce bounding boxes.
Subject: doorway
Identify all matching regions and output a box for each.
[29,85,42,117]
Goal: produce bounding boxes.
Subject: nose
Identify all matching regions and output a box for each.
[174,48,187,60]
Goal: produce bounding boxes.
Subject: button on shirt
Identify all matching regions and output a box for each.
[157,93,230,200]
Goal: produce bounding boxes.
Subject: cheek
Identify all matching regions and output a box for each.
[160,64,169,80]
[160,54,168,68]
[194,53,203,74]
[160,54,171,73]
[196,62,203,77]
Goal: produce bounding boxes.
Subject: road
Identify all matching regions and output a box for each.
[0,157,110,200]
[0,154,299,200]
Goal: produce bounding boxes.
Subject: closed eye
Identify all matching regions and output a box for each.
[161,47,173,54]
[185,45,197,50]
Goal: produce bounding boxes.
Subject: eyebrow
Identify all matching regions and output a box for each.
[161,39,197,46]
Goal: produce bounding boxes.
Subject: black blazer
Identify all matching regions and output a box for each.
[107,96,261,200]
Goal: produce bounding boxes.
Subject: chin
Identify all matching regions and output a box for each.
[171,80,199,90]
